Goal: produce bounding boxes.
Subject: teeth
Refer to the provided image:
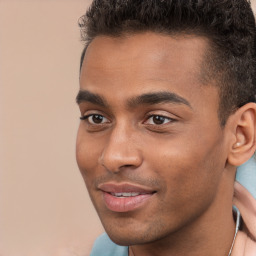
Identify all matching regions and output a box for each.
[111,192,141,197]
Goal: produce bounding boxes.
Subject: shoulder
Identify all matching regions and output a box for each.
[233,157,256,256]
[90,233,129,256]
[232,231,256,256]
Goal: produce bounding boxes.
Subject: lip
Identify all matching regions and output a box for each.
[98,183,156,213]
[98,183,156,194]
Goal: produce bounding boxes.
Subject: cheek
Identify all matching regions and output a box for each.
[147,133,225,208]
[76,126,102,180]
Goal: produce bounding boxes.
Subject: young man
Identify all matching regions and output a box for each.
[76,0,256,255]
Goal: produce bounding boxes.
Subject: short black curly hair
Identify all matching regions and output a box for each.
[79,0,256,125]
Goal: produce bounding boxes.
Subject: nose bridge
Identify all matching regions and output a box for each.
[100,121,142,172]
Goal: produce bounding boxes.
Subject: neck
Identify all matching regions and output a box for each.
[130,169,236,256]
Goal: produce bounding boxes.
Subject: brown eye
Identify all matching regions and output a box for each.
[145,115,173,125]
[80,114,109,124]
[152,116,166,125]
[91,115,104,124]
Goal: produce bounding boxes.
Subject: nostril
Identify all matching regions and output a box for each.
[122,164,134,168]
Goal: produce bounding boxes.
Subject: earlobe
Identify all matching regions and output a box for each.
[228,103,256,166]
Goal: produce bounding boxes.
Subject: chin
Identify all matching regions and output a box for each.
[101,223,145,245]
[102,218,172,246]
[101,223,140,245]
[108,235,136,246]
[107,232,150,246]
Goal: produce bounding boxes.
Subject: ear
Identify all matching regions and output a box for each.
[227,103,256,166]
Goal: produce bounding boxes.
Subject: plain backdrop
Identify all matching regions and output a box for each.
[0,1,103,256]
[0,0,255,255]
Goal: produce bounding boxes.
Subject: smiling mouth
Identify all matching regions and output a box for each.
[103,192,155,212]
[110,192,146,197]
[98,183,156,212]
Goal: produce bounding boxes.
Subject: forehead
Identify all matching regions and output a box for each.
[81,32,209,79]
[80,32,218,112]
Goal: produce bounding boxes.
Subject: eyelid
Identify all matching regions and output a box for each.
[144,114,176,125]
[144,109,178,120]
[79,109,110,120]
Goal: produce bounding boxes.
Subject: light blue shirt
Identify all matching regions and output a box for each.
[90,233,128,256]
[90,156,256,255]
[236,156,256,199]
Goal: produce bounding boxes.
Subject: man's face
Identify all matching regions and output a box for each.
[76,33,228,245]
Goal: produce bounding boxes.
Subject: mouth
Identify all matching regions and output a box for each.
[110,192,145,197]
[98,183,156,213]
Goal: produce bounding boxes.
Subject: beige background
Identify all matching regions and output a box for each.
[0,1,255,255]
[0,1,103,256]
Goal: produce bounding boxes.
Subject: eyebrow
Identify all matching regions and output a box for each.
[76,90,191,109]
[76,90,108,107]
[127,91,192,109]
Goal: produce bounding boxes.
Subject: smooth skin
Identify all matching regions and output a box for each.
[76,32,256,256]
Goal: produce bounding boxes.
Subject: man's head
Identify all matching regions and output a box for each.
[76,0,256,253]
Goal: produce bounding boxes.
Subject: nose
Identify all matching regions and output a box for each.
[99,124,143,173]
